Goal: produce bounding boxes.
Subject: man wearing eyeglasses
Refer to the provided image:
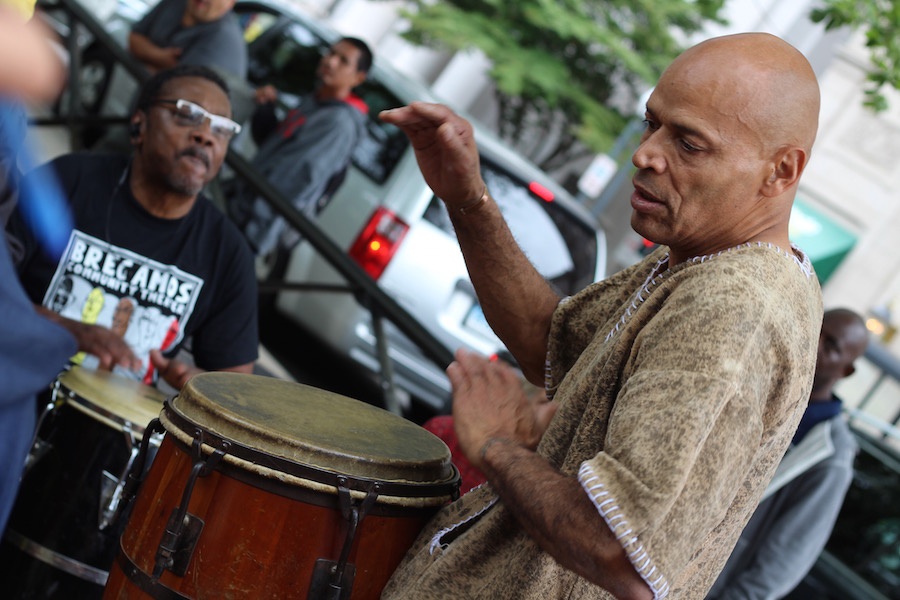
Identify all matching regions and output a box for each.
[9,64,258,391]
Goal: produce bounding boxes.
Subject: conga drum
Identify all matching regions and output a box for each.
[0,366,167,599]
[104,372,459,599]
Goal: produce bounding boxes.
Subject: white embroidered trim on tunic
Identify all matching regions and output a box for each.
[545,296,573,401]
[604,242,812,344]
[428,494,499,555]
[578,463,670,599]
[538,242,813,597]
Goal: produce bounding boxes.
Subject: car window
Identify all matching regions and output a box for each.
[348,81,409,183]
[823,432,900,597]
[240,11,280,44]
[237,3,408,184]
[423,159,598,295]
[484,167,573,280]
[244,18,324,98]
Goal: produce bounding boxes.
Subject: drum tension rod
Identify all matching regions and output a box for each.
[24,380,67,474]
[152,436,227,581]
[308,478,381,600]
[120,418,166,516]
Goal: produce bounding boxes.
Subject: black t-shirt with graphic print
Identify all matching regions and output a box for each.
[11,152,258,380]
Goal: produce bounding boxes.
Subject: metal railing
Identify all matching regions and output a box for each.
[36,0,150,144]
[34,0,456,415]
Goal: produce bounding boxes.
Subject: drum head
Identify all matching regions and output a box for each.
[56,366,167,435]
[170,373,455,485]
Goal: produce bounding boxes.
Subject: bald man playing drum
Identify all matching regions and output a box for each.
[379,33,823,599]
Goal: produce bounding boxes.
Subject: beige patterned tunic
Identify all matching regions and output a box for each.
[382,243,822,599]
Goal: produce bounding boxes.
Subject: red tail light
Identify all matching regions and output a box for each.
[528,181,554,202]
[348,207,410,280]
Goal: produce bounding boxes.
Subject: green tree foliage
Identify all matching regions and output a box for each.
[811,0,900,113]
[386,0,725,171]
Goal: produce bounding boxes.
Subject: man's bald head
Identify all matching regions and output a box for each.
[664,33,820,156]
[811,308,869,401]
[630,32,821,263]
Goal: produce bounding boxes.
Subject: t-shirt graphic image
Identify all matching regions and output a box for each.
[70,286,105,365]
[42,231,203,381]
[142,317,180,384]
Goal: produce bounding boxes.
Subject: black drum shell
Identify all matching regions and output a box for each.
[0,367,165,599]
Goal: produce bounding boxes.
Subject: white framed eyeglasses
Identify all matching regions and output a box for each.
[153,98,242,140]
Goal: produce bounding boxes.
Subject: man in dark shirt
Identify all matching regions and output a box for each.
[11,64,258,390]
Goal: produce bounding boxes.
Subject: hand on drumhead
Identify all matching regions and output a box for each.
[34,307,141,373]
[150,350,200,391]
[447,348,558,471]
[70,320,142,373]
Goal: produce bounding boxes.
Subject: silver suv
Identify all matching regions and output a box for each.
[230,0,607,411]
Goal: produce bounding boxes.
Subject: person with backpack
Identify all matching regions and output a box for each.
[229,37,372,256]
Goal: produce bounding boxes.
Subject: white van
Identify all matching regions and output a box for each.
[229,0,607,411]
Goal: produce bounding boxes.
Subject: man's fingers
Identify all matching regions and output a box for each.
[380,101,451,127]
[149,349,167,369]
[450,348,493,383]
[446,360,464,388]
[380,104,471,148]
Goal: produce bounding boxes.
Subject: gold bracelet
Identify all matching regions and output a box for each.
[458,186,489,216]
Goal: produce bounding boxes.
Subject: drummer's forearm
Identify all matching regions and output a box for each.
[480,441,653,600]
[35,304,65,324]
[35,305,86,344]
[35,305,90,347]
[448,198,560,384]
[220,362,254,375]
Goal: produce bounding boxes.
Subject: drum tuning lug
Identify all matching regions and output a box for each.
[152,447,224,579]
[308,559,355,600]
[24,399,61,474]
[23,439,52,473]
[311,481,382,599]
[337,478,352,521]
[153,508,204,579]
[97,422,146,530]
[121,422,138,449]
[121,418,165,507]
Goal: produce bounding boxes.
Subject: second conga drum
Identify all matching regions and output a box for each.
[104,372,459,599]
[1,366,167,599]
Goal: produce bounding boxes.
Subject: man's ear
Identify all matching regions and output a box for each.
[130,111,146,146]
[761,146,807,198]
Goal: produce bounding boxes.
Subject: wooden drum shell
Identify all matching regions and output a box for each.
[106,435,434,599]
[103,373,459,600]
